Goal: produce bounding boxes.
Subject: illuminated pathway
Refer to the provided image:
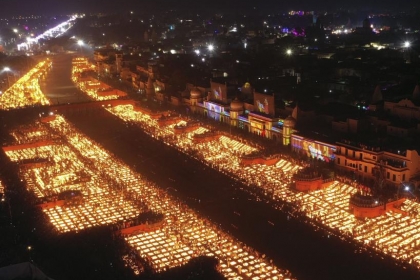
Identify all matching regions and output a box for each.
[3,115,292,279]
[106,103,420,271]
[72,58,126,101]
[0,60,51,110]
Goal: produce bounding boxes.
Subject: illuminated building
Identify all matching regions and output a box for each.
[282,115,296,146]
[291,131,420,189]
[187,84,296,143]
[291,135,337,162]
[189,87,203,111]
[248,92,282,140]
[335,141,420,188]
[229,98,244,128]
[202,99,230,122]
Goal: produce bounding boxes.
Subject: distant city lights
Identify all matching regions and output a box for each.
[17,15,79,51]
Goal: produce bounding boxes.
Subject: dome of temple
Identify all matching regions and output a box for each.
[190,87,202,99]
[283,115,296,127]
[230,98,244,111]
[243,82,251,88]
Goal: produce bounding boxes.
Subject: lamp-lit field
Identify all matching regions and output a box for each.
[3,115,291,279]
[10,127,52,144]
[77,79,120,101]
[44,192,140,233]
[106,103,420,270]
[71,57,96,73]
[0,60,51,110]
[72,58,124,101]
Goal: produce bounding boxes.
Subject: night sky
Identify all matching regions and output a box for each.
[1,0,419,16]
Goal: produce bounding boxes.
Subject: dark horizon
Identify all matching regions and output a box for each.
[1,0,420,16]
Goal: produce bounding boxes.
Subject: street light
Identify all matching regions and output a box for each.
[207,44,214,51]
[403,41,411,63]
[286,49,292,56]
[77,40,84,55]
[27,246,32,261]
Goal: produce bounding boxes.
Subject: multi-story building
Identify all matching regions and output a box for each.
[334,141,420,187]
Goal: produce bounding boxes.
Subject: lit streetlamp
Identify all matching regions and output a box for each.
[77,40,84,55]
[286,49,292,56]
[403,41,411,63]
[3,67,12,88]
[27,245,32,261]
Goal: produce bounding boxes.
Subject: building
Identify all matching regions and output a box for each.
[383,85,420,121]
[335,141,420,188]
